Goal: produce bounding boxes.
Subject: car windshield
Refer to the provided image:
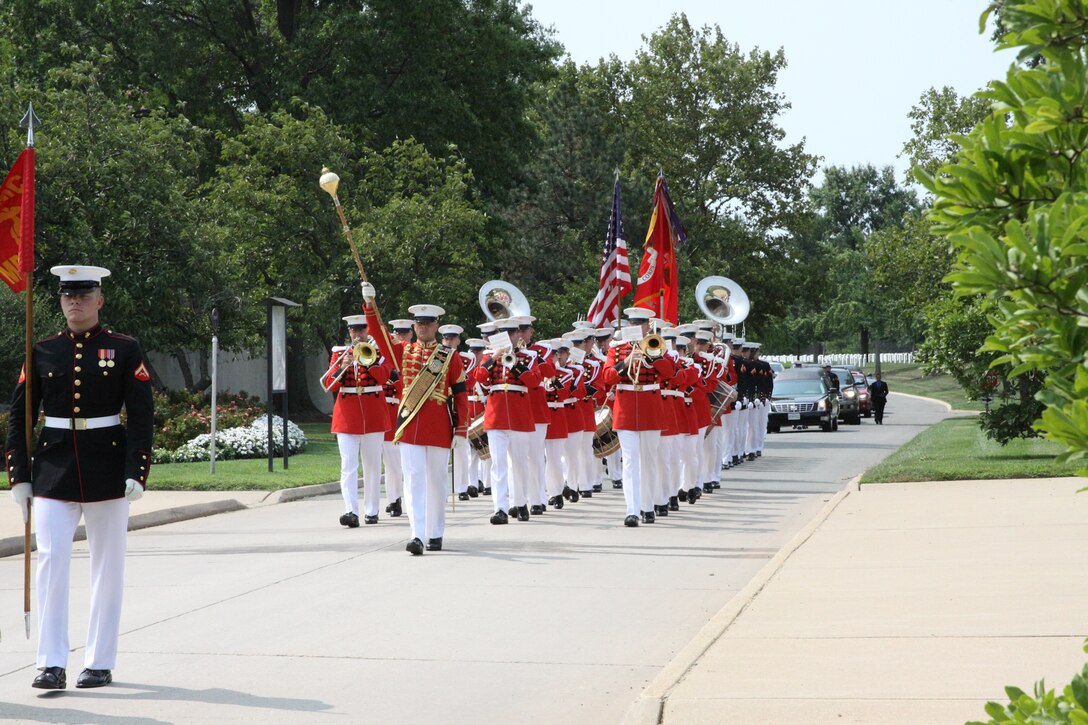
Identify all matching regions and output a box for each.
[774,379,825,396]
[851,371,866,385]
[832,371,853,388]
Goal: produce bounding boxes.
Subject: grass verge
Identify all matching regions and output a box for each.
[149,421,341,491]
[861,417,1084,483]
[869,363,984,412]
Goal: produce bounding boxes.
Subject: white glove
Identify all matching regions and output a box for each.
[125,479,144,502]
[452,436,467,449]
[11,482,31,523]
[360,282,376,302]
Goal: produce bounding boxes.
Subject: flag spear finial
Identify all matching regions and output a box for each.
[20,103,40,148]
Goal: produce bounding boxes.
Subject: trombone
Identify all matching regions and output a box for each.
[321,341,380,392]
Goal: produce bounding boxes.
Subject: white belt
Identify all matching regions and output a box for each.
[547,401,567,409]
[661,389,683,398]
[385,397,400,405]
[340,386,383,395]
[617,383,660,392]
[44,414,121,431]
[467,395,484,402]
[683,397,693,404]
[490,384,528,393]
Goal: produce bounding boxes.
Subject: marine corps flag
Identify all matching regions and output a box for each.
[633,174,686,325]
[0,148,35,293]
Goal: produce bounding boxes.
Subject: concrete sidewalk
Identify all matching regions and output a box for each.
[0,482,339,558]
[626,476,1088,724]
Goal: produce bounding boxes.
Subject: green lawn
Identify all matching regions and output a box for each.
[150,421,342,491]
[866,362,985,412]
[861,417,1085,484]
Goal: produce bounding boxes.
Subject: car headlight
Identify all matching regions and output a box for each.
[844,389,857,398]
[817,399,826,411]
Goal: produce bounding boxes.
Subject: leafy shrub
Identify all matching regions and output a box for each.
[968,641,1088,725]
[169,415,306,463]
[153,389,265,450]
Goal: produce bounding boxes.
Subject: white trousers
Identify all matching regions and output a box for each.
[681,431,702,493]
[746,400,762,454]
[337,432,384,517]
[452,439,471,494]
[700,425,719,484]
[35,496,129,670]
[603,448,622,482]
[467,444,482,491]
[732,405,748,459]
[531,424,548,506]
[544,437,569,498]
[658,435,679,505]
[382,441,403,503]
[757,402,770,452]
[617,429,661,516]
[489,429,532,511]
[400,443,449,541]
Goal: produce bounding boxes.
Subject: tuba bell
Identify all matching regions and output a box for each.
[478,280,531,321]
[696,276,750,327]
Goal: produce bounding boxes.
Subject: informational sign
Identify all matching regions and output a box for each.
[271,305,287,392]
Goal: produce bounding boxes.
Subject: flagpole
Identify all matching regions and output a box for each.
[20,102,38,640]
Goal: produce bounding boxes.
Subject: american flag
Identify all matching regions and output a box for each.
[586,179,631,326]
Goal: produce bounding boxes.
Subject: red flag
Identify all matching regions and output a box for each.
[585,179,631,327]
[633,176,686,324]
[0,149,35,292]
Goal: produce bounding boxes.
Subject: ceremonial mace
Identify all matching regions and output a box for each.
[318,168,399,372]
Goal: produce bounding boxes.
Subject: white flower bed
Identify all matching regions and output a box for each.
[164,415,307,463]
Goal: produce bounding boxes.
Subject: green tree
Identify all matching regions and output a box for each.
[902,86,993,181]
[919,0,1088,466]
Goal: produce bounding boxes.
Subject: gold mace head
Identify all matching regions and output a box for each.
[319,167,340,197]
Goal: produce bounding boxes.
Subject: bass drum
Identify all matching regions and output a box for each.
[592,407,620,459]
[467,414,490,460]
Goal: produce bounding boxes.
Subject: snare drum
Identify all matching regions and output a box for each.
[707,380,738,426]
[467,414,490,460]
[592,407,620,459]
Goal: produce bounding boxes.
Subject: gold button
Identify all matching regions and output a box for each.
[140,466,145,471]
[74,379,82,386]
[48,372,53,378]
[74,393,81,399]
[111,442,117,447]
[103,371,108,376]
[75,366,81,372]
[75,354,82,360]
[76,343,83,349]
[84,332,90,338]
[73,407,80,413]
[142,454,148,460]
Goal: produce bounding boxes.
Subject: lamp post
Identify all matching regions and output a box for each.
[265,296,300,472]
[210,307,220,474]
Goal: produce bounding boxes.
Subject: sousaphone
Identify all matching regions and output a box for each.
[696,276,750,327]
[478,280,530,321]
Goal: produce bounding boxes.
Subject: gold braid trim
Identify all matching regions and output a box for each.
[393,345,453,443]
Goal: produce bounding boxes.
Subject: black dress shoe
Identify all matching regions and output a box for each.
[677,489,688,502]
[579,490,592,498]
[747,453,757,461]
[406,538,424,555]
[76,668,112,688]
[553,496,564,510]
[656,504,669,517]
[426,537,443,551]
[517,505,530,522]
[32,666,66,690]
[624,515,639,527]
[389,499,402,517]
[364,515,378,525]
[467,485,479,498]
[569,490,580,503]
[530,504,543,515]
[458,492,470,501]
[689,487,702,503]
[612,479,623,489]
[482,486,492,495]
[641,510,656,524]
[490,510,509,525]
[339,512,360,528]
[711,481,721,490]
[703,484,714,494]
[592,484,603,492]
[562,485,574,501]
[668,496,680,511]
[756,451,762,457]
[507,508,517,519]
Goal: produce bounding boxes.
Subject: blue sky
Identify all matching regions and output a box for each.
[525,0,1016,181]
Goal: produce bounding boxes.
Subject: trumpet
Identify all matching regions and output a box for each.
[640,334,666,360]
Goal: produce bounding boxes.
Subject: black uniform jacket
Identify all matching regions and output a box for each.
[5,324,154,502]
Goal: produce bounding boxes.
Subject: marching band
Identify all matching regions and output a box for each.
[324,278,775,554]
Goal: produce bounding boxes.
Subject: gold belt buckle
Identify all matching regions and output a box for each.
[72,417,88,430]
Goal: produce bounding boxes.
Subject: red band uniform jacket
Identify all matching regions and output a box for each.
[602,341,676,431]
[5,324,154,502]
[482,351,541,433]
[323,346,393,435]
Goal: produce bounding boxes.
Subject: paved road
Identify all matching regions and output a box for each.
[0,394,949,724]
